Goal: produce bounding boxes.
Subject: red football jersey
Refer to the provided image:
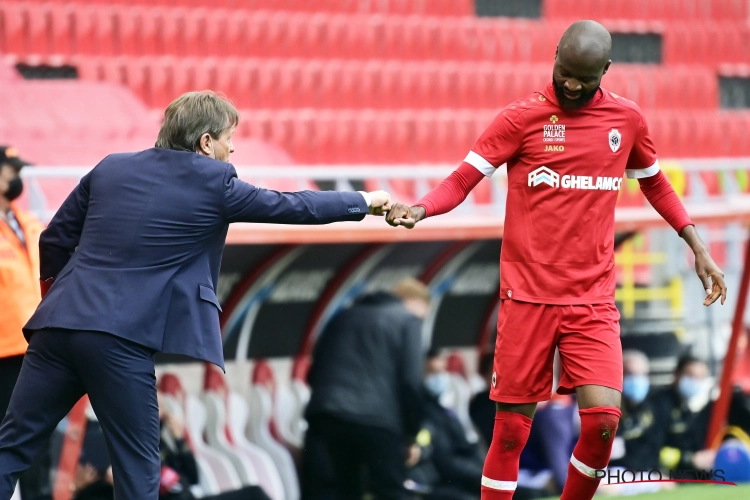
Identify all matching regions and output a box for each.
[467,83,658,304]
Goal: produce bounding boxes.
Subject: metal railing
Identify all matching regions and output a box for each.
[19,158,750,221]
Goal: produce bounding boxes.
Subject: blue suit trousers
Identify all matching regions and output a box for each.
[0,329,160,499]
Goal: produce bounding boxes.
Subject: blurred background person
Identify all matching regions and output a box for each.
[301,278,429,499]
[469,352,496,451]
[73,389,270,500]
[609,350,662,472]
[406,348,484,500]
[0,146,46,499]
[0,146,40,418]
[654,355,716,471]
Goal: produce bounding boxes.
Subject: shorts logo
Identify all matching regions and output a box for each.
[528,166,560,188]
[492,372,497,388]
[528,166,623,191]
[609,129,622,153]
[543,115,565,143]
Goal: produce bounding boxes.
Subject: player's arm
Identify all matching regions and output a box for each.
[628,115,726,306]
[222,164,390,223]
[38,170,93,296]
[387,108,523,228]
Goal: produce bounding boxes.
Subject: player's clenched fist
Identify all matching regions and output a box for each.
[386,203,426,229]
[367,190,392,215]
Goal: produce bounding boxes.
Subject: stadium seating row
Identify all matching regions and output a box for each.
[68,57,719,110]
[0,0,475,16]
[543,0,748,21]
[233,109,750,163]
[2,5,749,66]
[6,0,745,20]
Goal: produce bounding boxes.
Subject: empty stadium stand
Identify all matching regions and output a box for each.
[3,0,750,163]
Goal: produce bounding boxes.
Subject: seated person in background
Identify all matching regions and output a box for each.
[609,350,662,471]
[653,354,716,471]
[602,350,666,496]
[516,394,576,498]
[468,352,496,450]
[407,348,484,499]
[75,391,270,500]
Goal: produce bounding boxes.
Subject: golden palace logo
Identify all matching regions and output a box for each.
[543,116,565,143]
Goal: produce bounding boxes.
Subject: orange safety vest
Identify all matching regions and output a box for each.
[0,203,43,358]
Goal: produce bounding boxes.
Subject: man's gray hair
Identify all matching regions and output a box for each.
[155,91,239,153]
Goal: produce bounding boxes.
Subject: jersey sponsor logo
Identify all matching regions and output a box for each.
[545,145,565,152]
[609,129,622,152]
[528,166,560,188]
[528,166,622,191]
[543,115,565,143]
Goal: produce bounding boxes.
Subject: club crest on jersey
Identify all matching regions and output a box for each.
[543,115,565,143]
[609,129,622,153]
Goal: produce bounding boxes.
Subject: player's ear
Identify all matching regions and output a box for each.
[554,45,559,60]
[602,60,611,75]
[198,133,212,157]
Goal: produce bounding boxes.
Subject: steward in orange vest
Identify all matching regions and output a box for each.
[0,146,42,417]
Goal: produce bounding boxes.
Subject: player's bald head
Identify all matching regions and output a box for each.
[558,20,612,70]
[552,21,612,110]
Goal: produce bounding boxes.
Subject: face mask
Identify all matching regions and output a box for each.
[678,376,703,400]
[425,372,451,398]
[622,375,650,404]
[4,175,23,201]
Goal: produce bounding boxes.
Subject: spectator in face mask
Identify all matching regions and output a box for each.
[609,350,662,471]
[652,355,716,471]
[0,146,47,497]
[406,349,485,499]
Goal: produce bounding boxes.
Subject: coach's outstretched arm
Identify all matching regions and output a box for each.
[38,170,92,295]
[223,164,390,224]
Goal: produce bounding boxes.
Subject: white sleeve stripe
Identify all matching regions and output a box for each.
[626,160,660,179]
[481,476,517,491]
[570,454,599,479]
[464,151,497,178]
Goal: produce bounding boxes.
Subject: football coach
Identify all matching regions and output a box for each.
[0,91,391,499]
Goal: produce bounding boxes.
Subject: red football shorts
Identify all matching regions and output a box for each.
[490,300,623,403]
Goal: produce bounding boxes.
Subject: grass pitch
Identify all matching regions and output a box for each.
[540,483,750,499]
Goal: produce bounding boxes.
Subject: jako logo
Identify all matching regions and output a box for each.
[528,166,623,191]
[528,166,560,187]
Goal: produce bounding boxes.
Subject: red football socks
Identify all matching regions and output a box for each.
[560,406,621,500]
[481,411,533,499]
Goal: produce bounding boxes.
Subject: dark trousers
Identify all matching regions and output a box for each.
[0,355,24,420]
[301,414,409,500]
[0,329,160,500]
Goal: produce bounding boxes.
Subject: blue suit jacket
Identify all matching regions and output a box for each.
[24,148,368,369]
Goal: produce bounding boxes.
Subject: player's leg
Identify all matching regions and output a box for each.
[72,331,161,500]
[482,301,560,500]
[0,329,85,499]
[556,303,623,500]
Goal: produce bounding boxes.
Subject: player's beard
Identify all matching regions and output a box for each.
[552,77,599,110]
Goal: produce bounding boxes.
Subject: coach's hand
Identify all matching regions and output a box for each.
[367,190,392,215]
[386,203,426,229]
